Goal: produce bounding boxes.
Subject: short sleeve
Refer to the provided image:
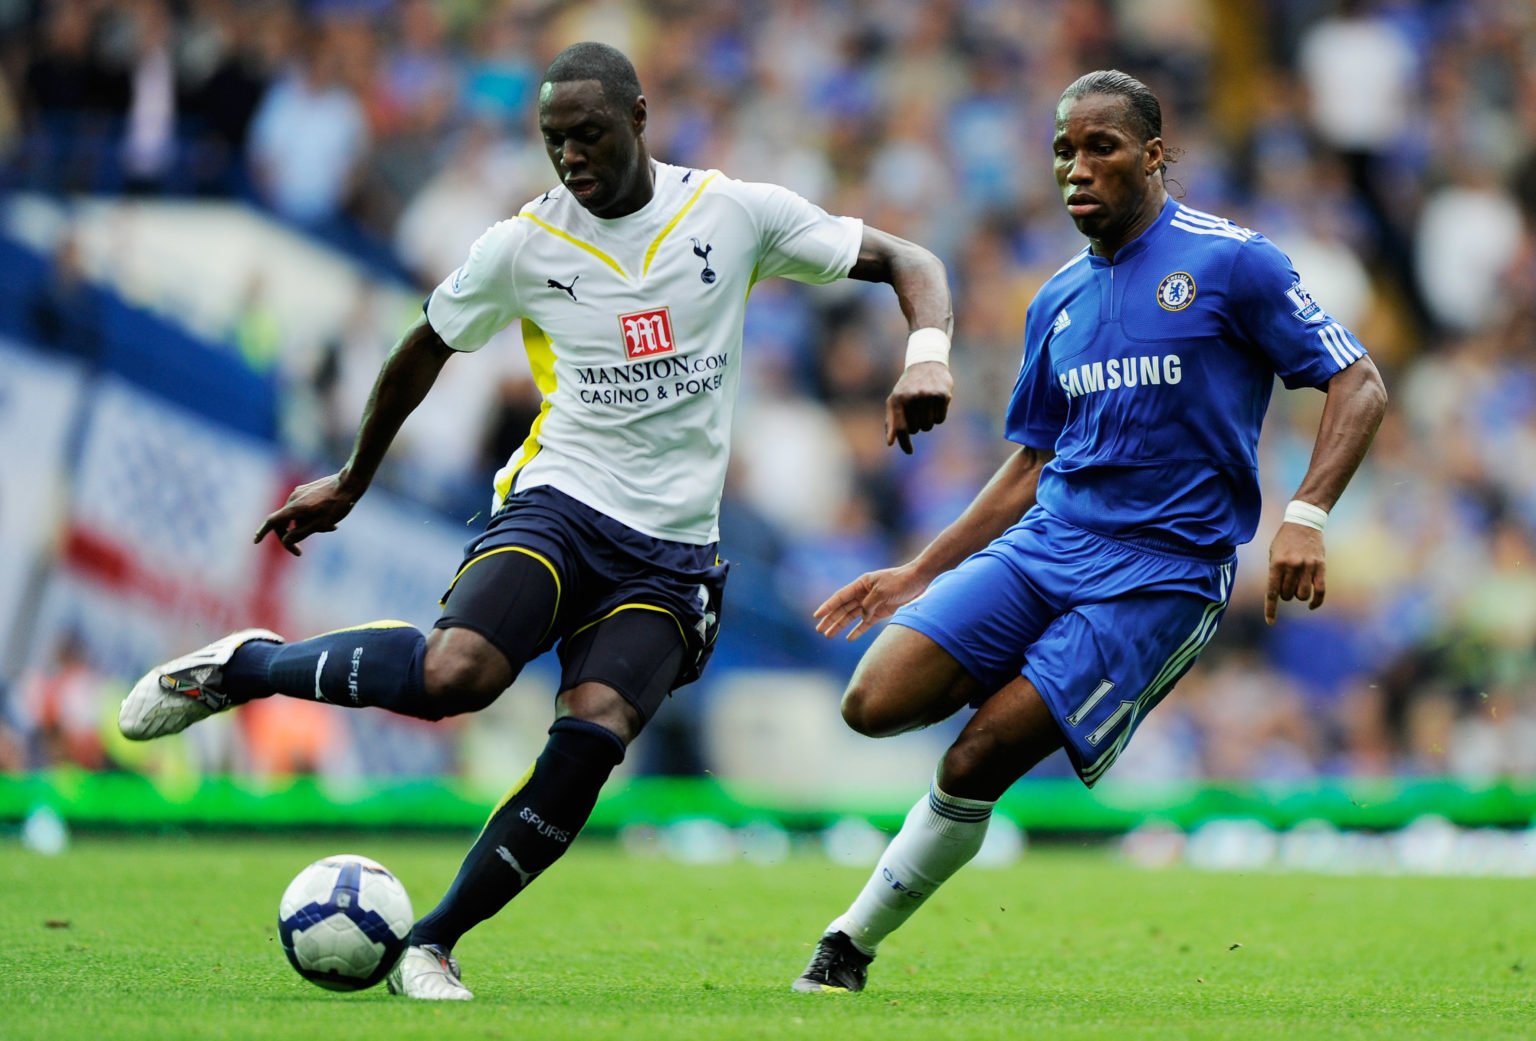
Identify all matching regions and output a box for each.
[1004,303,1067,449]
[1230,235,1367,390]
[424,218,527,353]
[733,180,863,285]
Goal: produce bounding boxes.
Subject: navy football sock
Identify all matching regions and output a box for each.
[219,623,430,717]
[411,718,626,951]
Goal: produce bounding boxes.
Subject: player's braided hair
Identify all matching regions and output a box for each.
[543,41,643,112]
[1060,69,1178,176]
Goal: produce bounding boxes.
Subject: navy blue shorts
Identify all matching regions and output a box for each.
[891,508,1234,787]
[437,485,727,692]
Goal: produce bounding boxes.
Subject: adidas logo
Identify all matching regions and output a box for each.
[1053,309,1072,333]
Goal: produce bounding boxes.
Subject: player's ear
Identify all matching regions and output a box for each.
[632,95,647,136]
[1145,136,1164,178]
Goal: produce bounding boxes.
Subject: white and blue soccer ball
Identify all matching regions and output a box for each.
[277,854,413,991]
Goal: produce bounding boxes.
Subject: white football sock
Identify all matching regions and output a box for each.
[829,780,994,954]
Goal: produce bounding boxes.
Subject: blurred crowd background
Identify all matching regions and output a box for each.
[1,0,1534,792]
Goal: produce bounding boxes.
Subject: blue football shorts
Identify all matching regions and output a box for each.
[437,485,728,696]
[891,507,1234,787]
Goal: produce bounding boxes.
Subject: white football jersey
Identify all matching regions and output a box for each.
[426,161,862,544]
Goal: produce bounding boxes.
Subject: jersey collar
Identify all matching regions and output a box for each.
[1086,195,1177,268]
[585,160,668,227]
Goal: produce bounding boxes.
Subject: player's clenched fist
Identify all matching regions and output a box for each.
[886,360,954,454]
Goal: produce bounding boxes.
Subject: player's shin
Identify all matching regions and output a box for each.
[219,622,430,714]
[410,717,626,951]
[830,781,993,953]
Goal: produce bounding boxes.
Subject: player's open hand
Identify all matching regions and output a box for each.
[254,474,362,557]
[885,361,953,454]
[814,562,930,641]
[1265,522,1326,624]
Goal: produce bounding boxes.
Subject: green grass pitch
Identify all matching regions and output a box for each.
[1,835,1530,1040]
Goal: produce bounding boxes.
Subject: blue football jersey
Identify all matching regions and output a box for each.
[1005,197,1366,553]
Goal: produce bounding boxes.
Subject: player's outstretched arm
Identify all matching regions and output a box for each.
[255,317,456,556]
[815,445,1054,639]
[846,226,954,454]
[1265,355,1387,624]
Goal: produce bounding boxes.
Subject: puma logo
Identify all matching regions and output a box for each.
[547,275,580,301]
[495,845,538,888]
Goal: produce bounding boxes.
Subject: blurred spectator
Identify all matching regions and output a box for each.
[246,26,368,228]
[392,119,538,289]
[237,698,351,780]
[734,387,855,540]
[1450,519,1536,694]
[0,22,21,166]
[116,0,177,193]
[478,373,543,483]
[779,494,892,617]
[459,9,540,128]
[776,493,893,679]
[19,1,128,192]
[1413,168,1524,334]
[27,228,102,364]
[178,0,279,196]
[302,284,406,471]
[355,0,459,237]
[16,633,113,770]
[710,463,827,674]
[374,0,456,134]
[1296,0,1432,335]
[1184,647,1323,781]
[228,271,282,372]
[1296,2,1418,160]
[943,45,1028,215]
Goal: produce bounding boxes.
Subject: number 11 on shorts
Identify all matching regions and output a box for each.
[1065,678,1132,747]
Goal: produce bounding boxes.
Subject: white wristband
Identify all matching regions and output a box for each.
[1283,499,1328,532]
[904,327,951,369]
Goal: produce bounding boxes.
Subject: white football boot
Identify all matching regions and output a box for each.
[118,628,283,740]
[387,944,474,1000]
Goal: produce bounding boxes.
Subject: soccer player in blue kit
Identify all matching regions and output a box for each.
[114,43,956,999]
[793,70,1387,993]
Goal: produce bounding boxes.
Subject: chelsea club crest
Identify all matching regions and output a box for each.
[1157,271,1196,311]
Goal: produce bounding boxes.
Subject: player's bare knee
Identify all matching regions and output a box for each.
[839,680,871,735]
[840,681,899,738]
[556,682,642,745]
[421,648,505,715]
[938,732,1004,798]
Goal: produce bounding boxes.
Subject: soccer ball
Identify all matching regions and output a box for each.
[277,854,413,991]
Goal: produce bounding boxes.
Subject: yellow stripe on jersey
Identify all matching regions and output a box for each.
[569,602,688,645]
[495,319,559,505]
[519,212,628,278]
[642,174,719,277]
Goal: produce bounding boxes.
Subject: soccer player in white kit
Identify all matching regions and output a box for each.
[117,42,956,999]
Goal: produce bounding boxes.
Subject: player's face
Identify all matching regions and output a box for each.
[539,80,651,218]
[1052,93,1164,256]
